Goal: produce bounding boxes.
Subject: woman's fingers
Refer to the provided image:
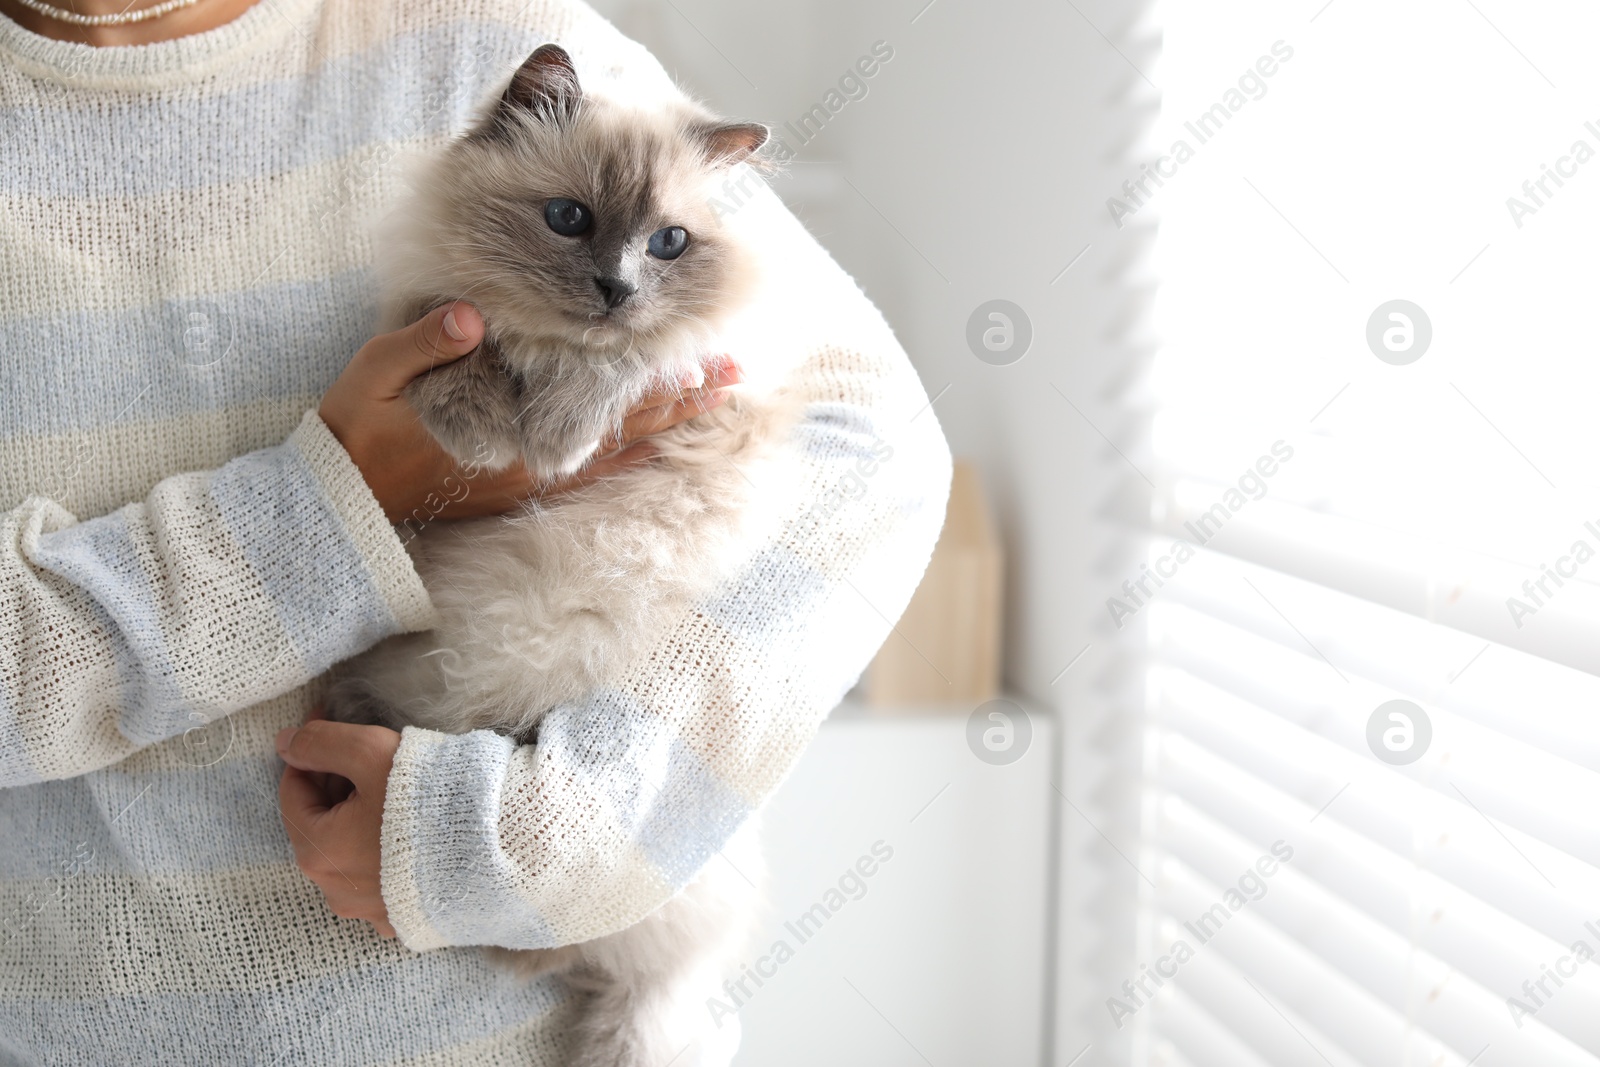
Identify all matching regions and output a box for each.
[275,720,402,798]
[318,302,488,522]
[278,761,333,823]
[629,356,742,414]
[296,706,339,800]
[354,302,485,397]
[598,355,742,454]
[414,355,740,512]
[599,387,730,455]
[322,314,734,523]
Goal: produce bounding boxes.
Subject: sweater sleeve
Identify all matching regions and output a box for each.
[379,301,952,952]
[0,410,436,785]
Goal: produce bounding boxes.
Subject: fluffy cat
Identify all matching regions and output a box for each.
[328,44,802,1067]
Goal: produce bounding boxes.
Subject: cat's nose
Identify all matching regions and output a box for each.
[594,276,637,310]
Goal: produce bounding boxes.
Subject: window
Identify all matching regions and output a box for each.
[1136,3,1600,1064]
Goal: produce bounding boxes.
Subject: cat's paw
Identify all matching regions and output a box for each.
[510,383,633,483]
[403,342,525,471]
[513,428,603,484]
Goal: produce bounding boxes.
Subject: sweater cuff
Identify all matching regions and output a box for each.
[287,410,436,635]
[380,725,547,952]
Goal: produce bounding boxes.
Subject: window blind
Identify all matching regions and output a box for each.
[1133,3,1600,1066]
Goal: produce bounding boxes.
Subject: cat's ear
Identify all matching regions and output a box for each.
[696,122,770,167]
[499,44,583,125]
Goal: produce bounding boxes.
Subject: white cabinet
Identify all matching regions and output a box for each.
[734,702,1055,1066]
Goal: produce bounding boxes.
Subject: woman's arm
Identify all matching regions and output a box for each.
[0,304,541,785]
[0,408,434,786]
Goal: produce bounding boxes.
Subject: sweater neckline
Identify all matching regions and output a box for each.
[0,0,322,89]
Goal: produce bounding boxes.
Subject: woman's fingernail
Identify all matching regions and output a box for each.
[275,728,296,756]
[442,306,469,342]
[711,360,742,386]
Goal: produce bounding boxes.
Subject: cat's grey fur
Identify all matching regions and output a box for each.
[328,45,801,1067]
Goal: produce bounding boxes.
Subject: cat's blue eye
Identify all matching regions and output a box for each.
[545,198,593,236]
[647,226,689,260]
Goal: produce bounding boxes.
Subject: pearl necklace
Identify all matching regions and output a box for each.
[13,0,205,26]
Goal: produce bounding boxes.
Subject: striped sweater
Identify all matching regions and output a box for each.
[0,1,951,1063]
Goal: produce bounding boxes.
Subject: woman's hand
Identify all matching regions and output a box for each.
[318,301,740,523]
[276,708,400,938]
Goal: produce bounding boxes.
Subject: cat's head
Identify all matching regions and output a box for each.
[388,45,773,479]
[405,44,769,370]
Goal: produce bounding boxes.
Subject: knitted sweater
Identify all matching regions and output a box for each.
[0,1,950,1063]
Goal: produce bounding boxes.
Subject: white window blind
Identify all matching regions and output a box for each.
[1135,3,1600,1066]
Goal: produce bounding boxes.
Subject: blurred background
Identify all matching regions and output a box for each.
[589,2,1600,1066]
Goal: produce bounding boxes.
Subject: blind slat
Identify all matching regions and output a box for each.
[1158,936,1369,1067]
[1154,545,1600,774]
[1153,491,1600,676]
[1152,604,1600,870]
[1149,986,1276,1067]
[1150,784,1600,1056]
[1151,694,1600,952]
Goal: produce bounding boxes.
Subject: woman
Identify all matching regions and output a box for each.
[0,0,950,1062]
